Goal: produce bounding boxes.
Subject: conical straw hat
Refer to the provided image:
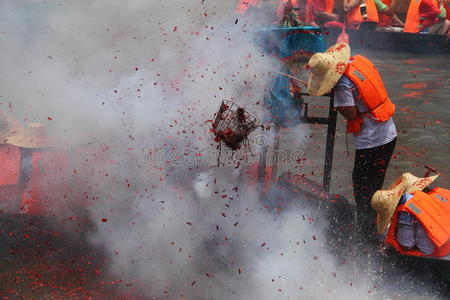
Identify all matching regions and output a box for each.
[5,123,52,149]
[307,42,350,96]
[371,172,439,234]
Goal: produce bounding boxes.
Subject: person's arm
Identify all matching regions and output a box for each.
[375,0,391,14]
[396,194,417,251]
[374,0,405,26]
[310,19,319,27]
[337,106,359,120]
[391,13,405,26]
[344,0,362,12]
[333,76,360,118]
[314,11,339,22]
[415,223,435,255]
[380,0,397,15]
[437,0,447,18]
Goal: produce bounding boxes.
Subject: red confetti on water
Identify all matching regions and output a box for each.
[401,91,425,98]
[401,59,424,64]
[101,218,107,222]
[402,82,427,89]
[47,117,53,120]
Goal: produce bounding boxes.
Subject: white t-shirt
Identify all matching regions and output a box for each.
[333,75,397,150]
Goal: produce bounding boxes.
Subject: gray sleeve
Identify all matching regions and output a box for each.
[396,223,416,249]
[415,223,435,255]
[333,87,356,108]
[333,76,356,108]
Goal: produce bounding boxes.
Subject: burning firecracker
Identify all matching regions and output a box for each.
[211,100,258,151]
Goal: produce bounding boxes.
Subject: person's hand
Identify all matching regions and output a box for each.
[344,0,363,11]
[329,13,339,21]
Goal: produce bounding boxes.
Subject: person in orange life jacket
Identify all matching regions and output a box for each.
[307,43,397,241]
[426,0,450,35]
[374,0,405,32]
[419,0,450,34]
[4,123,69,215]
[371,173,450,257]
[312,0,340,27]
[0,111,24,213]
[405,0,450,34]
[344,0,380,30]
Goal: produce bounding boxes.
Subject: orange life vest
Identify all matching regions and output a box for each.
[343,55,396,133]
[386,188,450,257]
[20,150,69,215]
[0,144,20,186]
[313,0,335,13]
[377,0,392,27]
[404,0,422,33]
[347,0,380,26]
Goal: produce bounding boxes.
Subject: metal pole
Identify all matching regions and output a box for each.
[322,95,337,193]
[271,124,281,181]
[257,130,269,194]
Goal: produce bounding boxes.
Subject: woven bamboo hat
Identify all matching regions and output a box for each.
[6,123,52,149]
[371,172,440,234]
[307,42,350,96]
